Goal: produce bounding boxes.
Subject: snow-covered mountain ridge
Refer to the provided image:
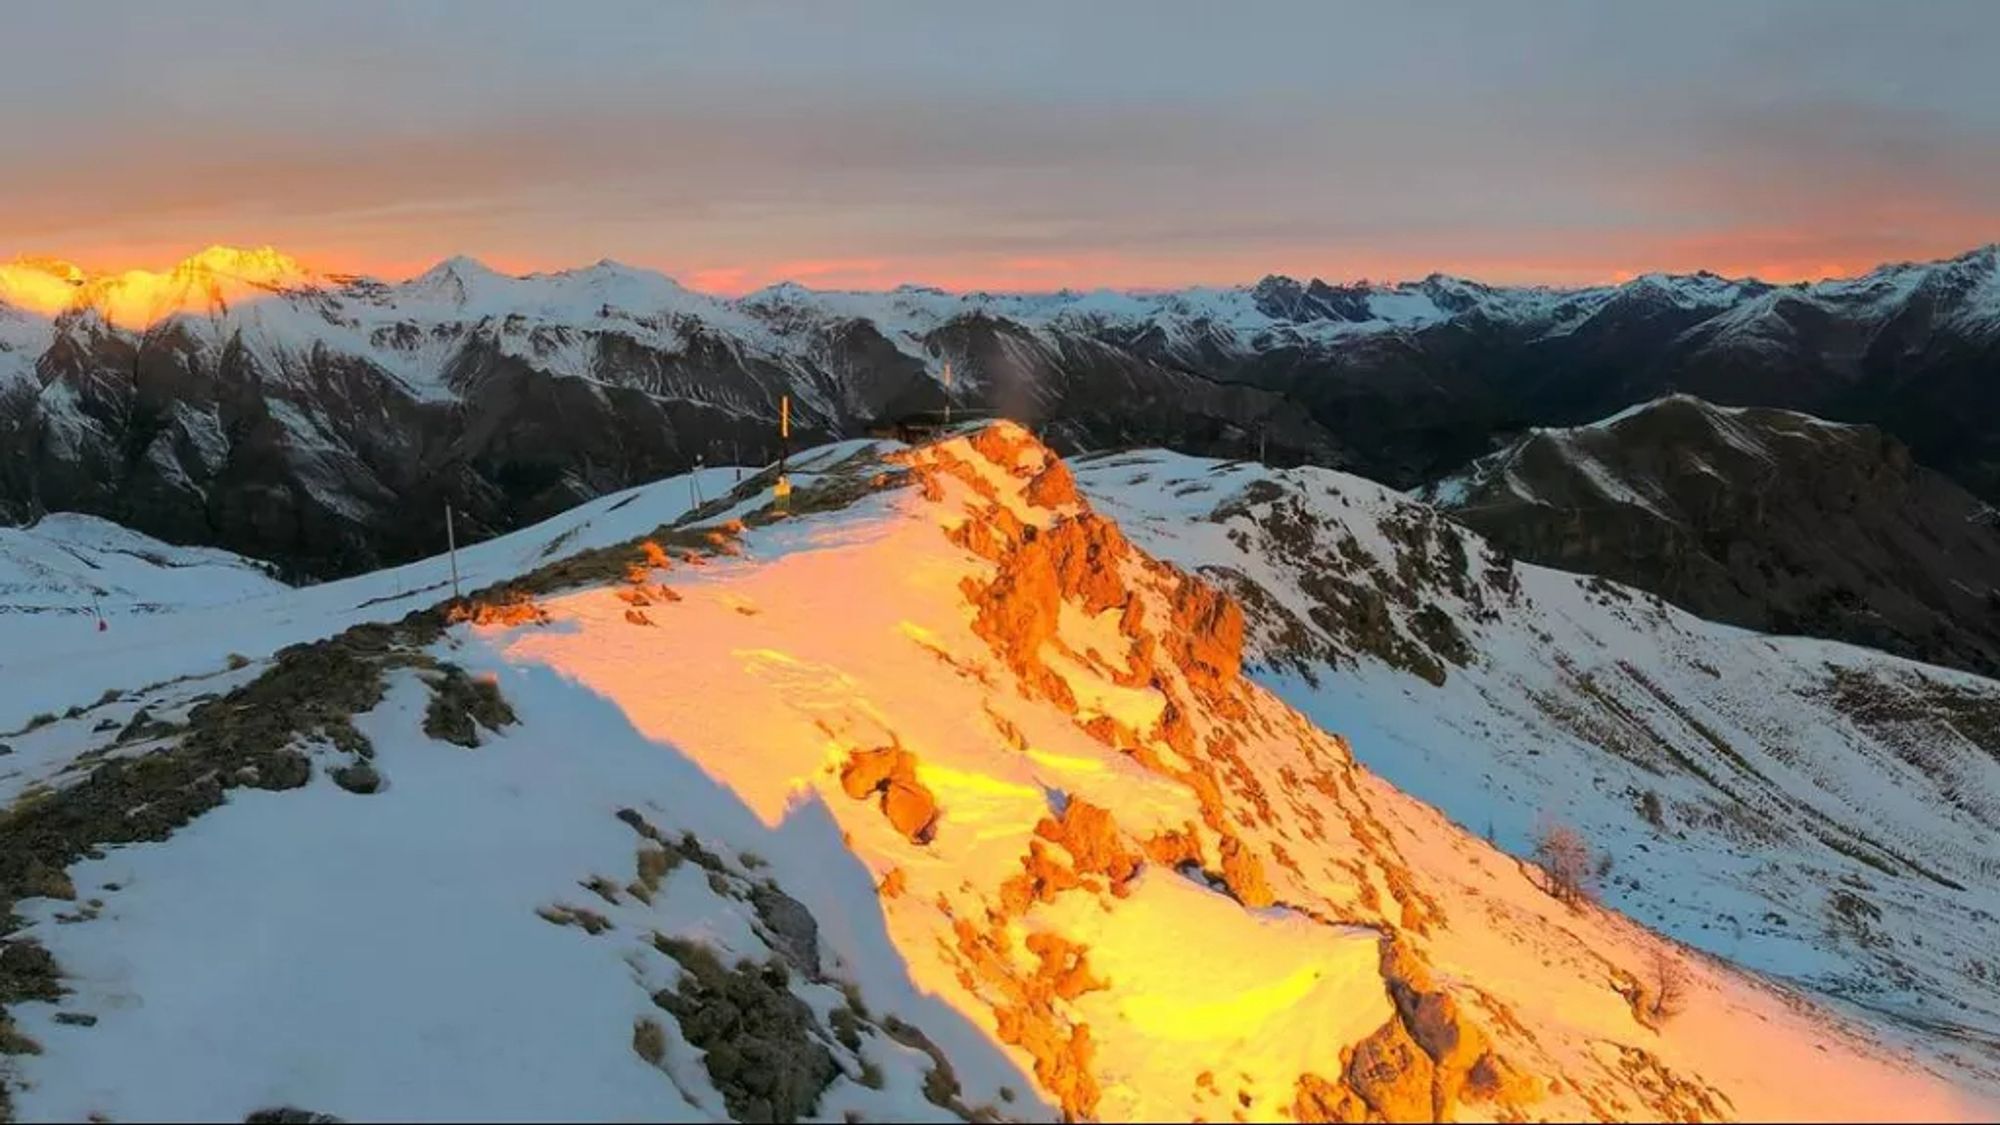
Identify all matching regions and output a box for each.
[8,243,1999,361]
[4,243,2000,581]
[0,423,1994,1121]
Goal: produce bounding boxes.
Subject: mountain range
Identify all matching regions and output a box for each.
[3,244,1999,581]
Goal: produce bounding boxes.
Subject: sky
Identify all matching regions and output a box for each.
[3,0,1998,293]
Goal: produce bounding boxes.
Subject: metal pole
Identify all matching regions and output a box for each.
[445,503,461,600]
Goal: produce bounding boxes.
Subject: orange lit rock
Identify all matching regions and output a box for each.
[1292,1073,1370,1124]
[1218,835,1274,908]
[1142,826,1205,869]
[1045,515,1132,615]
[1345,1016,1436,1124]
[840,746,907,800]
[1000,840,1083,914]
[1025,460,1082,509]
[968,424,1039,474]
[882,778,939,844]
[1035,799,1141,891]
[1165,573,1247,705]
[995,1006,1100,1122]
[1025,932,1108,1001]
[877,867,907,899]
[839,745,940,845]
[446,592,550,628]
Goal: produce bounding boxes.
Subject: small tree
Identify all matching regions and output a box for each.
[1532,816,1596,907]
[1639,946,1690,1028]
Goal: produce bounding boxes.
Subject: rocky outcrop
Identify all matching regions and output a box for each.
[839,744,940,844]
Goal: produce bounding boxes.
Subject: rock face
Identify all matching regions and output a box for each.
[1428,395,2000,677]
[8,244,2000,578]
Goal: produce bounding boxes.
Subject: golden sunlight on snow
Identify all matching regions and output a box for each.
[489,425,1994,1123]
[0,245,312,327]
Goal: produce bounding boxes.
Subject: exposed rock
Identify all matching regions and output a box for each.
[838,745,940,845]
[1035,799,1141,892]
[750,883,823,978]
[244,1109,345,1124]
[839,746,907,800]
[1292,1072,1371,1123]
[0,941,61,1004]
[881,779,940,845]
[652,939,839,1124]
[1218,835,1274,909]
[1025,460,1082,509]
[1344,1015,1436,1123]
[422,664,517,748]
[330,762,382,795]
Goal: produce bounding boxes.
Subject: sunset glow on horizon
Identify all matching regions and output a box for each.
[14,232,1995,300]
[3,1,1996,297]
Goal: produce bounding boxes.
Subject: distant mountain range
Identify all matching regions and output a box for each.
[2,243,1998,577]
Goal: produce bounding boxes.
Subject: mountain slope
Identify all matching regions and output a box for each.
[1423,395,2000,677]
[0,513,282,619]
[1075,445,2000,1066]
[2,425,1992,1121]
[5,244,2000,578]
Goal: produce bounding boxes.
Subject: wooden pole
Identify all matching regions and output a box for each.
[776,395,792,514]
[445,503,461,600]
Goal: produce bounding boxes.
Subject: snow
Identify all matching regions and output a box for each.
[4,243,1995,437]
[0,514,283,616]
[9,669,983,1123]
[1078,448,2000,1074]
[0,452,783,731]
[3,425,1997,1121]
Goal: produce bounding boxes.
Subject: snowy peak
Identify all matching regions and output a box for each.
[7,241,2000,585]
[0,244,319,328]
[171,244,311,287]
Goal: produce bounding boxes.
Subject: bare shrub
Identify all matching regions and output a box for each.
[1638,947,1690,1028]
[1532,816,1596,907]
[1637,789,1664,830]
[633,1017,667,1067]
